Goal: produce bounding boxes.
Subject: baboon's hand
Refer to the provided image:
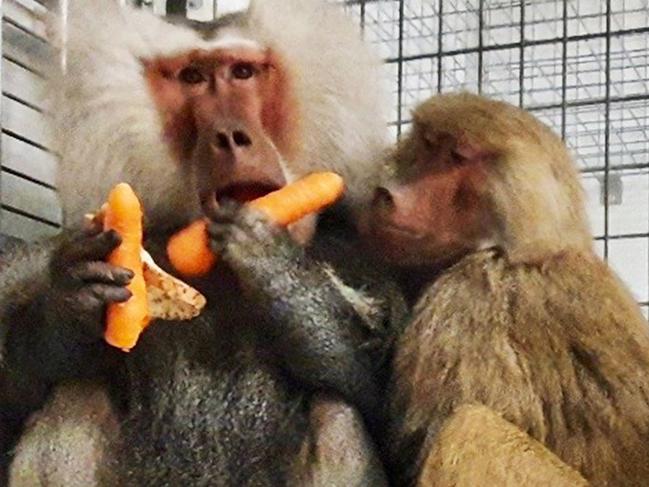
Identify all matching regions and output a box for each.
[45,229,133,342]
[207,200,300,280]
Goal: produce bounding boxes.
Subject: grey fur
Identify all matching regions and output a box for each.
[2,1,397,485]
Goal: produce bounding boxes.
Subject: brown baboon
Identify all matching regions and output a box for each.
[359,92,649,486]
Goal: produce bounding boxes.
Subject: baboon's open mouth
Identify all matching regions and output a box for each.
[217,183,280,203]
[201,183,281,214]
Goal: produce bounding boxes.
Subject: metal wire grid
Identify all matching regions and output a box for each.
[330,0,648,317]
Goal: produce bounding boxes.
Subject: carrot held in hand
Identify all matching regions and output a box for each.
[167,172,345,277]
[103,183,150,352]
[89,184,205,352]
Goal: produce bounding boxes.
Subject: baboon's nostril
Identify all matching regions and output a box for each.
[215,132,231,150]
[232,131,252,147]
[373,187,395,209]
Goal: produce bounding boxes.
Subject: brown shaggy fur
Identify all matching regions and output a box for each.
[383,93,649,486]
[418,404,588,486]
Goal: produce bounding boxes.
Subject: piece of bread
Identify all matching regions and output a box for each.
[141,249,206,321]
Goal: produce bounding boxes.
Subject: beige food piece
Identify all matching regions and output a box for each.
[141,249,206,320]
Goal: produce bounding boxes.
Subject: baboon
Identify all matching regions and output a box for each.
[2,1,403,485]
[359,92,649,486]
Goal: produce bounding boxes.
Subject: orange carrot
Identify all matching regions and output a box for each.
[167,172,345,277]
[166,219,217,278]
[103,183,150,352]
[248,172,345,225]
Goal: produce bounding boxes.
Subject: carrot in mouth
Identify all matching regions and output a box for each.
[167,172,345,277]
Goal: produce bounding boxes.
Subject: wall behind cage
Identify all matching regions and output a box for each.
[0,0,60,242]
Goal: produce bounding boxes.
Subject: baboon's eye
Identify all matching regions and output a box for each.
[179,66,206,84]
[231,63,256,80]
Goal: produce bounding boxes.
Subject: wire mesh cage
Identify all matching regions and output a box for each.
[0,0,647,316]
